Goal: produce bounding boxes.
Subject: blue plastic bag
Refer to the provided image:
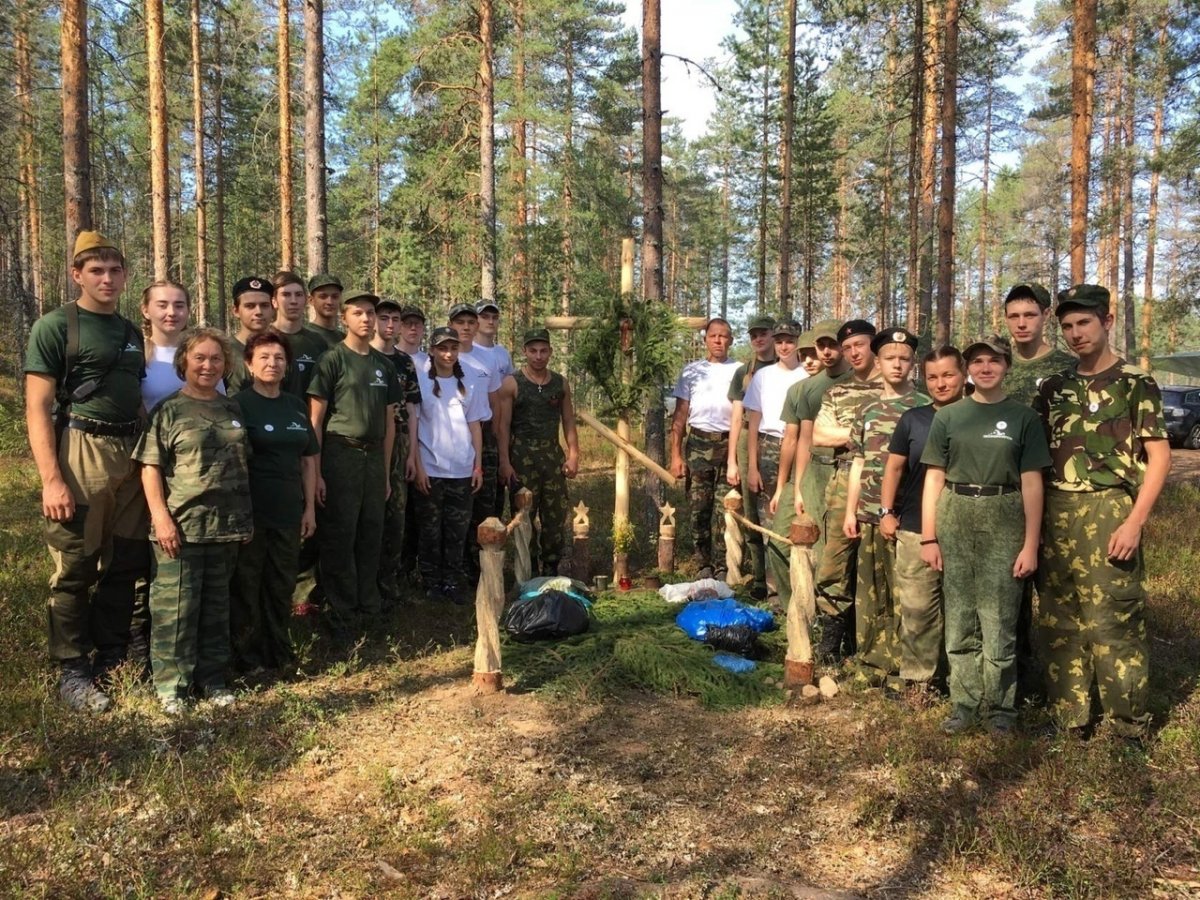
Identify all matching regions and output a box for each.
[675,598,776,641]
[711,652,757,673]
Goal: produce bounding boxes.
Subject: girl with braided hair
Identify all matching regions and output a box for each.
[412,327,488,604]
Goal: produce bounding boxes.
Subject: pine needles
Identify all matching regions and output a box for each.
[502,591,786,709]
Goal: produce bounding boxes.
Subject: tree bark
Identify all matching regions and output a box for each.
[61,0,92,282]
[16,7,43,309]
[214,10,227,329]
[147,0,171,280]
[755,0,772,313]
[559,41,574,316]
[190,0,209,325]
[1069,0,1097,283]
[1120,16,1135,359]
[1141,15,1168,369]
[279,0,294,271]
[934,0,957,346]
[917,0,939,341]
[775,0,797,319]
[906,0,924,333]
[512,0,532,323]
[304,0,328,274]
[478,0,497,301]
[641,0,666,530]
[977,71,993,340]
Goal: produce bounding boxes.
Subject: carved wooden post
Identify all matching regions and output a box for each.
[512,487,534,584]
[571,501,590,581]
[784,513,821,688]
[722,489,745,584]
[657,502,676,573]
[473,517,507,693]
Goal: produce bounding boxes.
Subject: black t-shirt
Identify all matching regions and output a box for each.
[887,403,936,534]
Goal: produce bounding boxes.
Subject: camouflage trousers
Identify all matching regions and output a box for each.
[512,436,568,575]
[894,530,944,683]
[751,434,782,581]
[380,432,410,593]
[1038,489,1150,736]
[939,490,1024,727]
[768,455,836,611]
[231,525,300,671]
[466,429,500,576]
[318,437,387,632]
[853,522,902,676]
[736,428,765,586]
[149,540,237,702]
[685,430,730,571]
[45,428,149,661]
[816,464,858,615]
[413,477,474,591]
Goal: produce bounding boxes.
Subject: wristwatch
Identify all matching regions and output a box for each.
[878,507,896,518]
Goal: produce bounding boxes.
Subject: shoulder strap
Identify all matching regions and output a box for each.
[56,302,81,407]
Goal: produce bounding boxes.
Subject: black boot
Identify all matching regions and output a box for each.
[816,613,848,664]
[58,657,111,713]
[92,644,127,691]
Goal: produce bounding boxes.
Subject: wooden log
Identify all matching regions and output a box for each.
[576,409,677,487]
[722,490,745,585]
[473,517,507,693]
[783,518,818,687]
[511,487,534,583]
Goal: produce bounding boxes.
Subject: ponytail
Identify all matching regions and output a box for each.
[453,361,467,397]
[428,357,468,398]
[428,357,442,397]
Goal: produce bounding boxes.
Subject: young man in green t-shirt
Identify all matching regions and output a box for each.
[24,231,148,712]
[272,270,331,399]
[226,276,276,394]
[306,274,345,347]
[1002,282,1076,405]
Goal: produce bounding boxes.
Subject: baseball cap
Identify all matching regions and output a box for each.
[963,333,1013,364]
[429,326,460,347]
[1055,284,1111,317]
[307,274,343,293]
[1004,282,1052,309]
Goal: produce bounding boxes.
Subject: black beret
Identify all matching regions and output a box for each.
[836,319,877,344]
[870,327,918,354]
[232,276,275,301]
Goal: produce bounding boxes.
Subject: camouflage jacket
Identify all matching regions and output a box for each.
[852,389,930,520]
[1034,360,1166,492]
[1006,347,1075,406]
[817,372,884,461]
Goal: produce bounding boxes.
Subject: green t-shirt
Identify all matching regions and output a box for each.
[379,349,422,428]
[851,389,930,519]
[277,325,331,399]
[308,323,344,348]
[307,343,403,443]
[234,388,319,529]
[1005,347,1075,406]
[133,393,253,542]
[225,337,253,395]
[781,367,852,460]
[24,304,145,423]
[921,397,1051,487]
[727,356,776,404]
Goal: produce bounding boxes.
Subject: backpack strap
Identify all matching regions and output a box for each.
[56,301,81,408]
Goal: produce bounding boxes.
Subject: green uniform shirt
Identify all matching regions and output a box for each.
[134,393,253,541]
[781,367,852,461]
[308,323,343,348]
[24,304,145,423]
[852,389,930,520]
[225,337,254,395]
[277,325,331,398]
[819,371,884,461]
[728,356,777,404]
[511,369,566,443]
[234,388,319,529]
[380,349,422,428]
[307,343,403,444]
[1005,347,1075,406]
[1034,360,1166,493]
[921,397,1050,487]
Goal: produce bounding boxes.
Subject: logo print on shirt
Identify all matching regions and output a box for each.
[983,420,1011,441]
[124,342,141,353]
[287,421,307,431]
[231,420,242,428]
[264,424,275,432]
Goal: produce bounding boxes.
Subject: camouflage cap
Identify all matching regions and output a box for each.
[963,333,1013,364]
[747,314,776,334]
[870,327,919,355]
[375,297,403,313]
[837,319,877,344]
[812,319,842,342]
[1056,283,1111,317]
[307,274,343,293]
[1004,282,1052,309]
[342,289,380,307]
[447,302,478,320]
[476,299,501,314]
[797,329,817,349]
[523,327,552,347]
[773,320,801,338]
[429,326,460,347]
[231,275,274,301]
[399,304,426,321]
[72,230,120,259]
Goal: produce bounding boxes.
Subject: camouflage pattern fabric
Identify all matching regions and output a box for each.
[816,466,857,615]
[737,429,765,587]
[894,530,944,683]
[852,522,901,676]
[318,438,387,633]
[149,541,237,702]
[231,525,300,671]
[1005,348,1075,406]
[1034,361,1166,492]
[851,391,929,521]
[820,373,884,464]
[413,477,474,593]
[938,489,1025,728]
[1038,489,1150,737]
[751,434,782,551]
[767,454,836,613]
[513,436,568,574]
[685,430,729,570]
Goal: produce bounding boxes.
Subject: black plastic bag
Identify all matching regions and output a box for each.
[703,625,761,658]
[502,590,591,642]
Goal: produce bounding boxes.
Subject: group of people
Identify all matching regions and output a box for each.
[25,231,578,715]
[671,282,1168,739]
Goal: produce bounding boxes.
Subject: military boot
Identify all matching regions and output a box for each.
[126,626,153,683]
[92,644,126,692]
[816,613,848,664]
[59,658,111,713]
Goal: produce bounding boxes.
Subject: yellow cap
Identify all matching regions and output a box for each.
[73,230,119,258]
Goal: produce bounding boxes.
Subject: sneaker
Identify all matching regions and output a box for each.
[59,659,111,713]
[941,715,974,735]
[205,687,236,707]
[160,697,185,716]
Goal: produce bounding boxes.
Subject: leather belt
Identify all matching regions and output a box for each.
[690,428,729,441]
[68,416,141,438]
[947,483,1017,497]
[326,433,380,451]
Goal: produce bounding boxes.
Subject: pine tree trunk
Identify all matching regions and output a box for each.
[478,0,497,301]
[1141,15,1168,369]
[977,75,993,339]
[775,0,797,319]
[906,0,924,333]
[934,0,957,346]
[190,0,208,325]
[880,25,896,327]
[214,11,227,329]
[61,0,92,279]
[304,0,328,275]
[371,20,382,293]
[1120,17,1135,359]
[755,0,772,313]
[16,9,43,309]
[512,0,532,323]
[917,0,939,342]
[559,43,574,317]
[641,0,666,526]
[278,0,294,271]
[720,163,730,320]
[147,0,171,280]
[1069,0,1097,283]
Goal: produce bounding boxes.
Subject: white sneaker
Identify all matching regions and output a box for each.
[160,697,185,716]
[206,688,236,707]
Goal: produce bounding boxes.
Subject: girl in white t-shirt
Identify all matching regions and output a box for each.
[412,327,488,604]
[141,280,224,414]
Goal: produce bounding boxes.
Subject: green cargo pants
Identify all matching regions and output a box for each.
[512,436,568,575]
[894,530,944,684]
[853,522,901,676]
[231,525,301,671]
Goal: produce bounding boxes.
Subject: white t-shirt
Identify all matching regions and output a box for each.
[473,342,514,378]
[459,346,501,422]
[673,358,739,432]
[407,349,429,376]
[416,367,491,479]
[141,343,225,413]
[743,362,809,437]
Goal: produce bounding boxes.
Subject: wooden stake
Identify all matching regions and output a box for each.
[722,490,745,584]
[576,409,677,487]
[473,517,507,693]
[511,487,534,584]
[784,520,818,687]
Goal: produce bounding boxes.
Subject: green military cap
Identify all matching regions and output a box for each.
[963,333,1012,364]
[476,299,501,314]
[399,304,426,321]
[307,273,343,293]
[1005,282,1052,309]
[773,320,801,338]
[447,302,478,320]
[375,297,403,313]
[1055,283,1111,317]
[871,327,919,355]
[747,314,776,333]
[812,318,841,341]
[797,329,817,349]
[429,326,460,347]
[73,230,119,258]
[342,289,380,307]
[523,327,551,347]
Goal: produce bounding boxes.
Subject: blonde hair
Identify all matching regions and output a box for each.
[140,280,191,348]
[173,327,232,381]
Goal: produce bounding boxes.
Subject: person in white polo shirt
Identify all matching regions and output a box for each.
[670,318,739,579]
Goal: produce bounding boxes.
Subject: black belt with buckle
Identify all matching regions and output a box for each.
[326,433,380,451]
[67,416,141,438]
[690,428,729,441]
[947,482,1017,497]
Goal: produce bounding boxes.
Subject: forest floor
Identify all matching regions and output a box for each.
[1,386,1199,898]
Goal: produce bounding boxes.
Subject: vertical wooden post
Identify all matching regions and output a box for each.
[722,490,745,584]
[784,516,819,687]
[614,237,635,549]
[657,502,676,573]
[571,501,590,581]
[473,517,507,693]
[512,487,534,584]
